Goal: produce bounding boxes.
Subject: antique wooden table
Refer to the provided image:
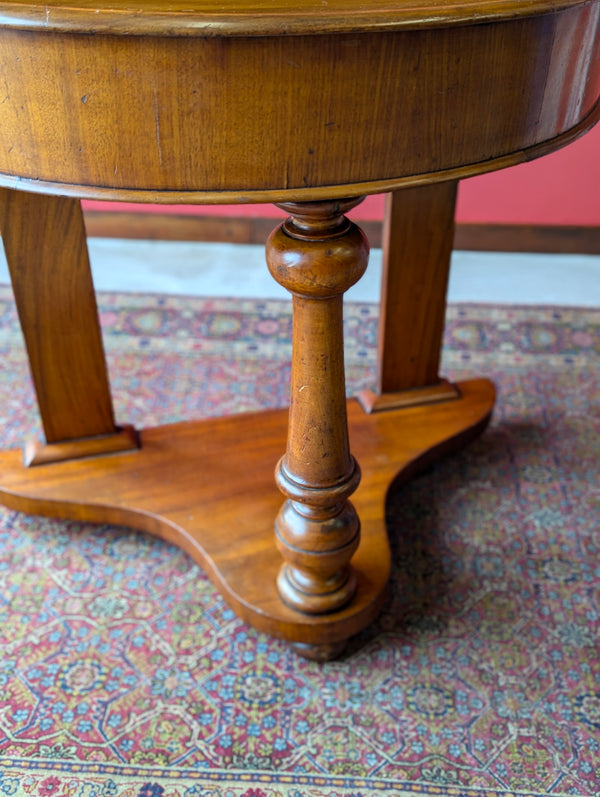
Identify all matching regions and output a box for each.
[0,0,598,659]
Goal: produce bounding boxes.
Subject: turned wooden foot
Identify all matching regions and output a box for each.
[266,198,368,616]
[290,640,348,661]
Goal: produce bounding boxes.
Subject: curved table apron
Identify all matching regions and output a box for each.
[0,0,599,659]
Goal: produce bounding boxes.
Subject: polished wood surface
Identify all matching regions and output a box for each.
[0,0,593,33]
[359,183,461,413]
[0,190,115,442]
[0,381,494,655]
[378,184,457,394]
[267,201,368,615]
[0,0,599,656]
[0,4,598,202]
[0,188,140,462]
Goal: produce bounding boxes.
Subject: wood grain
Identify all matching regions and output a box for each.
[0,381,495,649]
[1,0,599,654]
[24,425,139,466]
[0,190,118,443]
[376,183,457,394]
[267,200,368,615]
[0,8,598,202]
[0,0,594,37]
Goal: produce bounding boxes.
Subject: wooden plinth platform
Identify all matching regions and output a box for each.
[0,379,494,651]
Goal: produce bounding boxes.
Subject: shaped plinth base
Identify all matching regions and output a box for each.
[0,379,494,656]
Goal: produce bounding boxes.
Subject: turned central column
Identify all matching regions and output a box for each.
[266,198,369,615]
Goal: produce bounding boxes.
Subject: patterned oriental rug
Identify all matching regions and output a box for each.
[0,284,599,797]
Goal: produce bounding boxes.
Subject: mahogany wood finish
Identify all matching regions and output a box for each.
[0,189,115,442]
[0,5,599,202]
[24,425,139,467]
[0,0,599,656]
[379,185,457,392]
[0,381,495,658]
[0,188,139,462]
[267,199,367,616]
[360,183,461,412]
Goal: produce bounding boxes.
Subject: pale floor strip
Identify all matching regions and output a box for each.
[1,238,599,305]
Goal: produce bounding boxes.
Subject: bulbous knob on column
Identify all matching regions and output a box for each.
[265,198,369,616]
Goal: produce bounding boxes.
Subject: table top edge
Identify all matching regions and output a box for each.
[0,0,594,36]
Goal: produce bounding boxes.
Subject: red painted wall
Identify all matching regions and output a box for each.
[457,122,600,225]
[83,122,600,226]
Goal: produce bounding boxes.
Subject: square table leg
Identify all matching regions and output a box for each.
[359,182,461,412]
[0,189,138,464]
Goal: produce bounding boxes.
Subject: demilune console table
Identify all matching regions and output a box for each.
[0,0,599,659]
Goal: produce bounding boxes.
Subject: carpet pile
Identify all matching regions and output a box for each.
[0,285,598,797]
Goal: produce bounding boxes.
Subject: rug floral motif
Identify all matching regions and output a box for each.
[0,285,598,797]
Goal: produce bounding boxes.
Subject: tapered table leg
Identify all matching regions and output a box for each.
[266,198,368,656]
[0,189,138,464]
[0,192,496,660]
[359,182,461,412]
